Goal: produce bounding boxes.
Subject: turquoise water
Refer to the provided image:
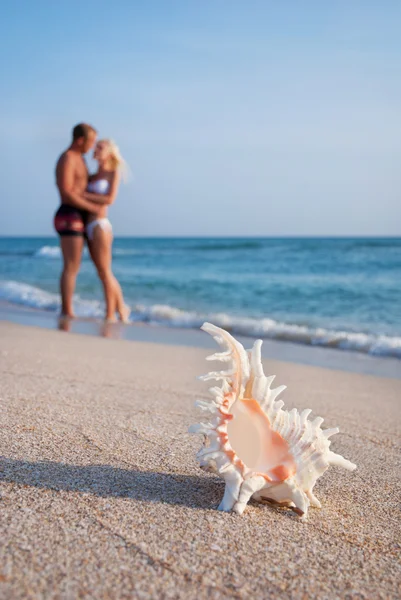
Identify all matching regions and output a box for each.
[0,236,400,357]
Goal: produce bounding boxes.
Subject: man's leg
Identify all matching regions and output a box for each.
[60,236,84,317]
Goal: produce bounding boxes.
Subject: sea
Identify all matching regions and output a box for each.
[0,236,400,360]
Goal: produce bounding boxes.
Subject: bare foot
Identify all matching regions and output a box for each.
[104,315,118,324]
[119,305,131,324]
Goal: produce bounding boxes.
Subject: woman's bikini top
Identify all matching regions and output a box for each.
[87,178,110,194]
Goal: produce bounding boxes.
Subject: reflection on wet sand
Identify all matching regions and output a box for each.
[58,316,73,332]
[58,316,124,339]
[100,321,125,339]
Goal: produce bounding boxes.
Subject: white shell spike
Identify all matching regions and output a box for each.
[189,323,357,518]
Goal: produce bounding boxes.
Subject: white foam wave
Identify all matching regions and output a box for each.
[132,304,401,359]
[0,281,103,318]
[113,248,143,256]
[34,246,62,259]
[34,245,137,259]
[1,281,400,359]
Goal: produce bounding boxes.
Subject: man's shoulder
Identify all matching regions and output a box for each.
[58,149,77,164]
[56,150,82,174]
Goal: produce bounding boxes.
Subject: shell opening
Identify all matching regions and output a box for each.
[227,397,296,482]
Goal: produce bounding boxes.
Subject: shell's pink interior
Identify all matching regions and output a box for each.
[227,398,296,481]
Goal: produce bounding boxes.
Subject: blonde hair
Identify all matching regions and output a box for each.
[99,138,129,180]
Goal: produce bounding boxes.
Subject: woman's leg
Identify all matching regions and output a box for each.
[88,226,120,321]
[113,280,128,321]
[60,236,84,317]
[88,227,117,321]
[104,251,129,322]
[113,274,130,322]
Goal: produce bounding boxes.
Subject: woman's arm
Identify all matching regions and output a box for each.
[83,171,121,206]
[57,154,101,212]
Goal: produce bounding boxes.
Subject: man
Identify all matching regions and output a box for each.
[54,123,100,317]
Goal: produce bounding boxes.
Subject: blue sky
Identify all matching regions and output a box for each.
[1,1,400,236]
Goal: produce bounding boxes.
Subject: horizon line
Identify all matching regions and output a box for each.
[0,234,400,240]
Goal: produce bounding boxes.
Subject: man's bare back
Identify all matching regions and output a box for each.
[56,149,89,208]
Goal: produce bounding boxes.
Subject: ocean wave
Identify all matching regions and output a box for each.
[0,251,32,257]
[132,304,401,358]
[356,239,401,249]
[34,245,62,258]
[30,242,265,261]
[0,280,103,318]
[191,241,264,251]
[1,280,400,359]
[113,248,144,256]
[33,245,142,259]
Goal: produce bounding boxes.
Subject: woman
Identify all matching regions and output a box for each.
[84,139,130,323]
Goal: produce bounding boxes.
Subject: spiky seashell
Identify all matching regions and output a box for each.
[189,323,356,518]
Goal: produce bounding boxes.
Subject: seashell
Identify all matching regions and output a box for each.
[189,323,356,518]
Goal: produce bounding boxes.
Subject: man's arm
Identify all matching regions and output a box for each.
[57,154,100,212]
[83,171,120,206]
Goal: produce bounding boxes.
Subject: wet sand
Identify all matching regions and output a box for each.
[0,321,400,599]
[1,301,400,380]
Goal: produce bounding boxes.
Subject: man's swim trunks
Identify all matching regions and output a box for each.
[54,205,87,237]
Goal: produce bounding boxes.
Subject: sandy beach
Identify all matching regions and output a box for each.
[1,321,400,599]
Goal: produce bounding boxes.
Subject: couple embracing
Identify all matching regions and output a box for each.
[55,123,129,323]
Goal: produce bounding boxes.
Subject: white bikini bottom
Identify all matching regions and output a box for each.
[86,218,112,241]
